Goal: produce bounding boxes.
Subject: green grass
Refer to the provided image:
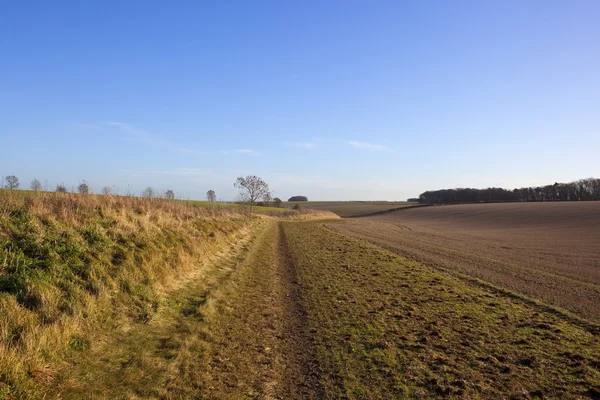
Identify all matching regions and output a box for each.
[281,221,600,399]
[283,201,418,217]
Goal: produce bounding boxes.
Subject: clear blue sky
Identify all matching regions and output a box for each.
[1,1,598,200]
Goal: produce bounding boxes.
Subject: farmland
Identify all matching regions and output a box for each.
[283,201,418,217]
[2,191,600,398]
[38,219,600,399]
[333,202,600,322]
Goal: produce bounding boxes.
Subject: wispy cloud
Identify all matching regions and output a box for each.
[74,121,261,156]
[346,140,395,153]
[220,149,260,156]
[122,167,212,177]
[104,121,169,146]
[176,147,212,156]
[285,139,322,149]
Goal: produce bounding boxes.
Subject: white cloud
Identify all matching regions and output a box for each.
[235,149,259,154]
[103,121,168,146]
[122,167,213,177]
[176,147,212,155]
[285,139,321,149]
[346,140,395,152]
[220,149,260,156]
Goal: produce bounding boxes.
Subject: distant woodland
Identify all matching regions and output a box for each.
[418,177,600,204]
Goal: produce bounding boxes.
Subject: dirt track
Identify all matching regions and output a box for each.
[332,202,600,322]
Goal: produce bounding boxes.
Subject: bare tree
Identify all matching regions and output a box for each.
[273,197,282,208]
[262,192,272,207]
[165,189,175,199]
[234,175,270,213]
[142,187,154,198]
[56,183,67,193]
[78,181,90,194]
[101,186,112,195]
[30,179,42,191]
[4,175,19,190]
[206,189,216,205]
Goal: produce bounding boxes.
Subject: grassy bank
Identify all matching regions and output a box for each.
[281,221,600,399]
[0,191,262,397]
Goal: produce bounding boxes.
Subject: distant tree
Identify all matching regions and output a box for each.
[234,175,270,213]
[30,179,42,191]
[142,187,154,198]
[293,204,301,210]
[101,186,112,195]
[407,198,419,202]
[206,189,216,205]
[288,196,308,202]
[4,175,19,190]
[417,177,600,204]
[77,181,90,194]
[56,183,67,193]
[165,189,175,199]
[273,197,283,208]
[262,192,272,207]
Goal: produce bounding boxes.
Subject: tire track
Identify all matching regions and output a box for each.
[276,222,324,399]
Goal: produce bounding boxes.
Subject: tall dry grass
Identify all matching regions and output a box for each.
[0,190,260,397]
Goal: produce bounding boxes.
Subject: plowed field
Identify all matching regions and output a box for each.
[331,202,600,322]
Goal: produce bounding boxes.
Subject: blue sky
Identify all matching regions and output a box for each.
[1,1,598,200]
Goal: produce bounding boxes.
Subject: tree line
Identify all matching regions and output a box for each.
[418,177,600,204]
[1,174,285,210]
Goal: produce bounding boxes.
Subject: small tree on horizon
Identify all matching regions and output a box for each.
[273,197,282,208]
[30,179,42,191]
[78,181,90,194]
[143,187,154,198]
[234,175,270,213]
[262,192,272,207]
[4,175,19,190]
[165,189,175,199]
[206,189,216,206]
[56,183,67,193]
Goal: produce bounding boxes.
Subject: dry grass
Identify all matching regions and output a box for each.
[0,190,261,398]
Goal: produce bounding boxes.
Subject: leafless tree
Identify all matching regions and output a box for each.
[30,179,42,191]
[56,183,67,193]
[101,186,112,195]
[234,175,270,213]
[78,181,90,194]
[4,175,19,189]
[165,189,175,199]
[143,187,154,198]
[262,192,272,207]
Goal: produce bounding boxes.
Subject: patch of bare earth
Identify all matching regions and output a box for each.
[334,202,600,322]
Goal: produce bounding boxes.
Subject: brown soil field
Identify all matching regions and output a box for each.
[331,202,600,322]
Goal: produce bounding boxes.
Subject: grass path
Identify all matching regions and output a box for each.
[44,220,321,399]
